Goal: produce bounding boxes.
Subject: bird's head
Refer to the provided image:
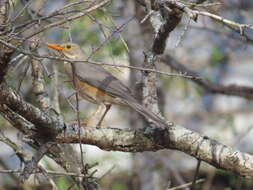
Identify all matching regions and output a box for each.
[47,42,84,59]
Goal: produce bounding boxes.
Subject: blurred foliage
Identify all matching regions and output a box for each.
[111,183,125,190]
[226,115,236,135]
[61,10,126,60]
[55,177,69,190]
[209,47,224,67]
[195,85,205,96]
[100,170,132,190]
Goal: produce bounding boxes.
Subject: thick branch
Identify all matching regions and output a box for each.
[151,0,182,54]
[162,55,253,99]
[0,102,87,183]
[0,83,64,139]
[57,124,253,179]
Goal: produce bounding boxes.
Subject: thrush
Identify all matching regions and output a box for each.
[47,42,168,129]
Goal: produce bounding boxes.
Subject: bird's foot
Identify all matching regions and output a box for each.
[69,120,88,127]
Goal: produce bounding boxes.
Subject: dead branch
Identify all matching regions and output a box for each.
[161,0,253,43]
[161,55,253,99]
[167,178,205,190]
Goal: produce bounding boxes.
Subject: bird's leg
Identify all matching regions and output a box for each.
[82,105,103,126]
[96,104,111,127]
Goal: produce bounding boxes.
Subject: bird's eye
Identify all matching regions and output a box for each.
[66,45,71,49]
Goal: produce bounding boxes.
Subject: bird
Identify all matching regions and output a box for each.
[47,42,169,129]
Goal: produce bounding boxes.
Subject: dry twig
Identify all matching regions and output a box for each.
[167,178,205,190]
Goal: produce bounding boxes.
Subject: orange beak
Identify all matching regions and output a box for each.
[47,43,64,51]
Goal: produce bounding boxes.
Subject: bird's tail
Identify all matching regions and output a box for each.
[123,99,168,129]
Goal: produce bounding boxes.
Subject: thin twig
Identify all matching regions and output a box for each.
[167,179,205,190]
[0,38,198,79]
[98,165,115,179]
[0,169,87,177]
[164,0,253,40]
[20,142,55,181]
[56,0,92,13]
[232,123,253,147]
[195,10,253,33]
[175,17,191,48]
[16,62,30,94]
[38,165,59,190]
[10,0,32,23]
[70,63,86,171]
[87,16,134,60]
[191,159,201,189]
[0,157,19,181]
[25,0,112,39]
[0,130,28,163]
[161,55,253,99]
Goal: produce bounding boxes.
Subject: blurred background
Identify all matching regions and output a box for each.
[1,0,253,189]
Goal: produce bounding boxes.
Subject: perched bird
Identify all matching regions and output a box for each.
[47,42,168,129]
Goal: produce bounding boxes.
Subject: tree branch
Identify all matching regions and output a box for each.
[161,0,253,43]
[30,37,51,112]
[57,123,253,179]
[151,0,183,54]
[161,55,253,99]
[0,83,64,139]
